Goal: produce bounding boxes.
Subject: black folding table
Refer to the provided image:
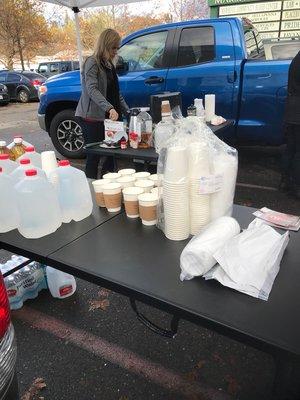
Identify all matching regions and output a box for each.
[84,120,234,171]
[1,204,299,399]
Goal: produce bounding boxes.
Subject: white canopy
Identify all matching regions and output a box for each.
[40,0,148,67]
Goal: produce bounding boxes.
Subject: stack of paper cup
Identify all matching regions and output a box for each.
[163,146,190,241]
[118,168,136,177]
[102,183,122,212]
[41,151,58,178]
[134,179,154,193]
[116,176,135,190]
[138,193,158,226]
[134,171,150,180]
[151,187,163,197]
[103,172,121,182]
[205,94,215,123]
[92,179,111,207]
[188,143,211,235]
[123,187,144,218]
[149,174,161,187]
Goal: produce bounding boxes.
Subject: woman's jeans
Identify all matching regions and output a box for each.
[79,118,114,179]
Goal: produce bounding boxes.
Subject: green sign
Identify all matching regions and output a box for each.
[208,0,264,5]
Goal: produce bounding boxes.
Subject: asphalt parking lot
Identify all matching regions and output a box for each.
[0,102,299,400]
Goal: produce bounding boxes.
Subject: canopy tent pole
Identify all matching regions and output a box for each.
[72,7,83,70]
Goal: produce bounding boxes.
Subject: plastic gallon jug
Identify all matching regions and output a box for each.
[10,159,46,185]
[10,137,26,160]
[0,167,20,233]
[15,169,62,238]
[0,154,17,174]
[46,266,76,299]
[49,160,93,223]
[19,146,42,168]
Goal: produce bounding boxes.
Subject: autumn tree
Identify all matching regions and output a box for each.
[0,0,50,69]
[169,0,209,22]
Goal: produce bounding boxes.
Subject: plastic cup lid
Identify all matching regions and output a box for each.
[0,141,6,147]
[20,159,30,165]
[0,154,9,160]
[25,169,37,176]
[59,160,70,167]
[14,137,23,144]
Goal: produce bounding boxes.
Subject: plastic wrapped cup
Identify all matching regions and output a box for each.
[102,172,121,182]
[149,174,162,187]
[188,142,210,179]
[123,186,144,218]
[92,178,111,207]
[116,176,136,189]
[134,179,154,193]
[41,151,57,177]
[118,168,136,176]
[134,171,150,180]
[138,193,158,226]
[151,187,163,197]
[164,146,188,183]
[102,183,122,212]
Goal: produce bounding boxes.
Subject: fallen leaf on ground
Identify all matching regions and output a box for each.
[21,378,46,400]
[88,298,110,311]
[225,375,240,396]
[98,288,110,297]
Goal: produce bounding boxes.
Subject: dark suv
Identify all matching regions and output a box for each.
[37,61,79,78]
[0,71,45,103]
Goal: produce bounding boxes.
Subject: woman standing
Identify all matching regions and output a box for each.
[76,29,129,179]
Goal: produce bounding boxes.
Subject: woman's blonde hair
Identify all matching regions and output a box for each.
[93,28,121,65]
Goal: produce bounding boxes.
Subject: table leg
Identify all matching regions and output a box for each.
[272,356,300,400]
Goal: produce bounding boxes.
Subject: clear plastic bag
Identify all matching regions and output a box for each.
[155,115,238,240]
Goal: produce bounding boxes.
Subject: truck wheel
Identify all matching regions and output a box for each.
[49,109,85,159]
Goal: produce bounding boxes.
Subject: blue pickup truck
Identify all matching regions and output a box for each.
[38,17,294,158]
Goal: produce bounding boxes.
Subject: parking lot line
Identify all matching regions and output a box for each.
[13,306,231,400]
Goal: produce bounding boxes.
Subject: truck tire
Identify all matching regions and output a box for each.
[49,109,85,159]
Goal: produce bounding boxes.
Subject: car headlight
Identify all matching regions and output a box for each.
[2,85,8,92]
[38,85,47,98]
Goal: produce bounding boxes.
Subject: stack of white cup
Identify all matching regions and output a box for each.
[118,168,136,177]
[41,151,58,180]
[188,143,211,235]
[103,172,121,182]
[163,146,190,241]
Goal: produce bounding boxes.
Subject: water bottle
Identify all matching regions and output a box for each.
[19,146,42,168]
[0,167,20,233]
[194,98,205,119]
[15,169,62,238]
[1,259,25,310]
[0,154,18,174]
[49,160,93,223]
[10,158,46,185]
[0,140,14,160]
[46,266,76,299]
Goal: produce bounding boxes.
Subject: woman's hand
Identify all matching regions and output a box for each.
[109,108,119,121]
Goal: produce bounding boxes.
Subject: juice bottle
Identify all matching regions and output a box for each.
[10,137,26,160]
[0,140,14,160]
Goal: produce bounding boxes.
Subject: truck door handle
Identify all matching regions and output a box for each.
[144,76,164,84]
[227,71,237,83]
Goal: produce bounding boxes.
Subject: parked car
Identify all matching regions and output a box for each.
[38,17,291,158]
[0,71,45,103]
[263,37,300,61]
[0,84,9,106]
[0,273,19,400]
[37,61,80,79]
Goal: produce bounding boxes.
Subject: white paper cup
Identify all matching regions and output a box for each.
[92,178,111,207]
[138,193,158,226]
[134,179,154,193]
[123,187,144,218]
[164,146,188,182]
[102,183,122,212]
[134,171,150,180]
[118,168,136,176]
[149,174,161,187]
[103,172,121,182]
[116,176,136,189]
[151,187,163,197]
[41,151,57,176]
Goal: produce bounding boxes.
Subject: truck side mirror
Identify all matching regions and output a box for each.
[116,56,129,74]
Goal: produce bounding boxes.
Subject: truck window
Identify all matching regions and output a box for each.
[38,64,48,74]
[50,63,59,73]
[60,62,70,72]
[177,27,215,67]
[118,31,168,72]
[244,26,265,59]
[0,73,6,83]
[7,73,21,82]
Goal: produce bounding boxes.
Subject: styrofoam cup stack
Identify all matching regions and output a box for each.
[163,146,190,241]
[92,178,111,207]
[134,171,150,180]
[116,175,136,190]
[41,151,57,178]
[118,168,136,177]
[149,174,162,187]
[102,172,121,182]
[188,143,211,235]
[134,179,154,193]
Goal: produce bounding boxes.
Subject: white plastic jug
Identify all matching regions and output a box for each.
[15,169,62,238]
[0,167,20,233]
[10,159,46,185]
[49,160,93,223]
[0,154,17,174]
[19,146,42,168]
[46,266,76,299]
